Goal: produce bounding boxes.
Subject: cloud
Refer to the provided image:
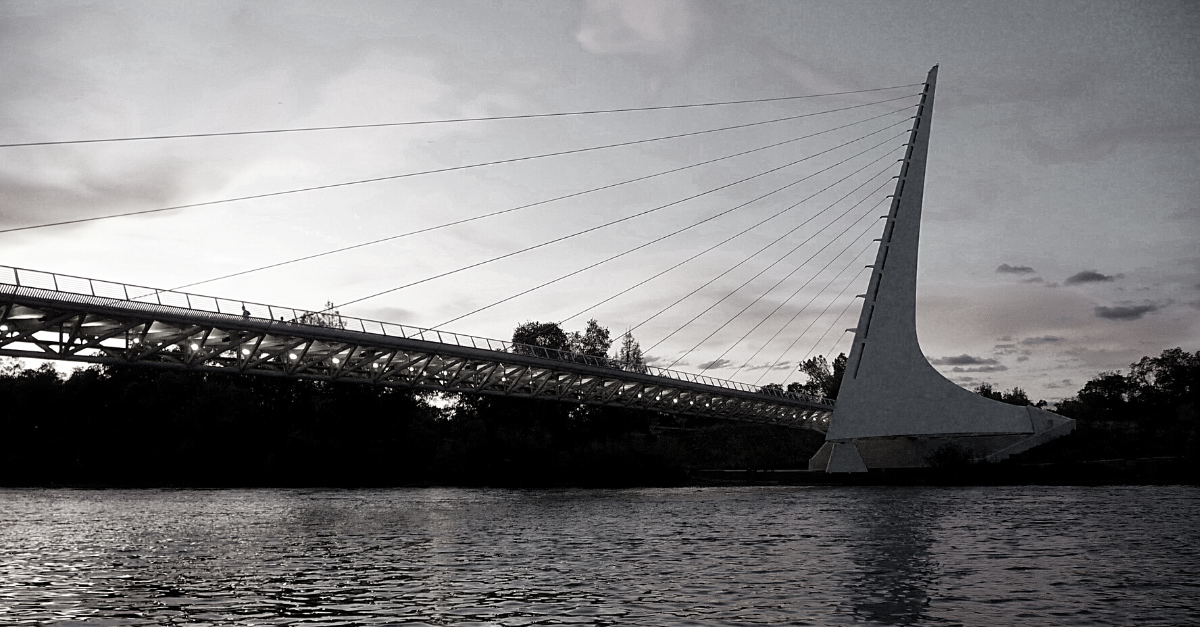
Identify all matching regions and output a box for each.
[575,0,699,60]
[1023,276,1045,283]
[1016,356,1030,362]
[997,263,1037,274]
[1065,270,1116,285]
[744,361,792,371]
[952,364,1009,373]
[1094,304,1159,321]
[1021,335,1065,345]
[698,358,732,370]
[929,354,999,366]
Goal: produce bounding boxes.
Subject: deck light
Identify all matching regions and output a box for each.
[0,324,7,331]
[373,363,380,369]
[190,343,199,350]
[133,338,140,344]
[673,398,678,403]
[332,357,340,364]
[241,348,250,355]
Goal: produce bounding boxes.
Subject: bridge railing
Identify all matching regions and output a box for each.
[0,264,833,407]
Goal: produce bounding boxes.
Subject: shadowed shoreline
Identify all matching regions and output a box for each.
[1,346,1196,488]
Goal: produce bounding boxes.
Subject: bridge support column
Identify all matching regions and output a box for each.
[815,65,1075,472]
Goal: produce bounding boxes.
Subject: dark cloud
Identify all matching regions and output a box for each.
[698,358,732,370]
[1094,304,1159,321]
[997,263,1036,274]
[1016,356,1030,362]
[1021,335,1065,345]
[1065,270,1116,285]
[743,361,792,371]
[929,354,999,366]
[1023,276,1045,283]
[952,364,1009,373]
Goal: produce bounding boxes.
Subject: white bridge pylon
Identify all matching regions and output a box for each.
[0,265,834,431]
[813,65,1076,472]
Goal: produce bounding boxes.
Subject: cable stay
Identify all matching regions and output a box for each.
[429,129,904,329]
[773,291,868,387]
[619,145,904,341]
[441,127,909,329]
[729,215,884,380]
[0,94,918,235]
[153,107,911,294]
[0,83,922,149]
[801,302,861,364]
[702,211,888,376]
[752,258,877,386]
[324,125,911,314]
[665,176,895,370]
[638,153,900,356]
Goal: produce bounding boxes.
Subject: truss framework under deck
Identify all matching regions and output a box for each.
[0,282,833,432]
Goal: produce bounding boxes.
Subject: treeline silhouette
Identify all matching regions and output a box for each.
[0,359,822,487]
[1006,347,1200,464]
[0,346,1194,486]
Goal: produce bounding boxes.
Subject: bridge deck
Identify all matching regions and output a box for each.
[0,266,833,431]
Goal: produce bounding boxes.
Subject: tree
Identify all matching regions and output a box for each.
[298,301,346,329]
[791,353,847,399]
[1128,347,1200,405]
[617,330,644,370]
[974,382,1031,406]
[512,321,570,353]
[567,319,612,358]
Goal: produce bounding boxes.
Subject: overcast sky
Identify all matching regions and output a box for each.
[1,0,1197,401]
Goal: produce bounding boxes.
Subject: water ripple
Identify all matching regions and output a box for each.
[0,487,1197,626]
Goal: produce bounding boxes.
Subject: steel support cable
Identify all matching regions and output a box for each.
[709,214,887,377]
[676,178,895,372]
[427,129,902,329]
[561,137,904,331]
[777,292,868,387]
[623,146,905,342]
[753,259,875,386]
[640,152,901,357]
[732,235,879,381]
[776,286,866,387]
[0,94,919,235]
[152,107,912,294]
[0,83,922,149]
[803,299,863,362]
[432,128,907,326]
[325,126,911,314]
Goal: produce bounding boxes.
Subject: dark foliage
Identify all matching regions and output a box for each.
[974,382,1033,406]
[0,361,824,487]
[783,353,847,399]
[1011,348,1200,463]
[511,321,570,351]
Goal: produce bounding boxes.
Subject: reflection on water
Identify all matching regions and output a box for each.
[0,487,1197,626]
[840,491,940,625]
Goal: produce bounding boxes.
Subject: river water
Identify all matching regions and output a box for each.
[0,486,1197,626]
